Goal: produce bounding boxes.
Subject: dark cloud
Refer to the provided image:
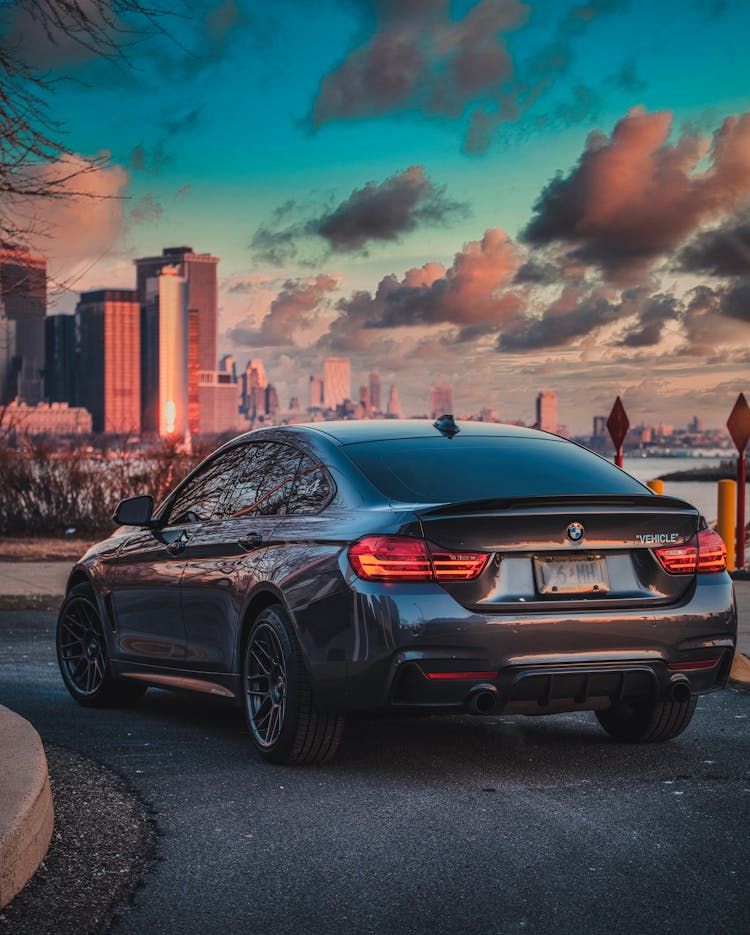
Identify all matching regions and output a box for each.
[678,212,750,276]
[722,277,750,322]
[250,224,305,267]
[498,286,618,351]
[321,228,521,350]
[128,194,164,224]
[314,165,468,251]
[227,274,337,347]
[251,165,468,264]
[311,0,528,127]
[618,291,680,347]
[522,108,750,282]
[130,141,175,175]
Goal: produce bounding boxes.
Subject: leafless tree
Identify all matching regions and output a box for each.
[0,1,176,243]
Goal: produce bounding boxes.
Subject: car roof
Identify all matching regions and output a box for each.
[233,419,560,447]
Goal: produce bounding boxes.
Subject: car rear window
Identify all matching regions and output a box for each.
[342,437,649,503]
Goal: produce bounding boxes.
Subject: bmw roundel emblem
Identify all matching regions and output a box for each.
[567,522,584,542]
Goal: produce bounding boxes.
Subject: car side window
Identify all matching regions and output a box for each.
[287,455,332,514]
[163,449,242,526]
[221,442,302,518]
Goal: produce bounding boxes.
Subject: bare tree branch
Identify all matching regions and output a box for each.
[0,0,179,243]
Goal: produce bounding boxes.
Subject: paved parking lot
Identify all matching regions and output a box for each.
[1,610,749,935]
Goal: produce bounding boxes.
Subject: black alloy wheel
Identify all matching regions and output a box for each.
[245,622,288,750]
[56,583,146,707]
[242,605,345,764]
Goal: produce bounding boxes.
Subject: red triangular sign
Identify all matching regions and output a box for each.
[607,396,630,450]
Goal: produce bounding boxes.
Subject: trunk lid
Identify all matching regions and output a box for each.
[415,494,700,611]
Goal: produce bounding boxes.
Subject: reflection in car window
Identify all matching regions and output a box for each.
[287,456,332,514]
[222,443,302,518]
[165,448,242,525]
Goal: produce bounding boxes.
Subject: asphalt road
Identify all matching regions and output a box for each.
[2,611,749,935]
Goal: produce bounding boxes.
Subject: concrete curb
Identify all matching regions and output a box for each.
[0,706,54,909]
[729,652,750,691]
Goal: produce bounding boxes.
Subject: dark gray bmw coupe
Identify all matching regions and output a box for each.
[57,418,737,763]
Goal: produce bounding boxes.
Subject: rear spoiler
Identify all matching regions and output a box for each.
[415,493,700,518]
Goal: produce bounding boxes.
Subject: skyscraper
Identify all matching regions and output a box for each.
[44,314,76,404]
[309,374,324,410]
[323,357,350,409]
[369,371,381,412]
[0,245,46,404]
[430,384,453,419]
[386,384,401,418]
[0,303,17,405]
[76,290,141,434]
[536,391,558,433]
[135,246,218,432]
[142,267,188,437]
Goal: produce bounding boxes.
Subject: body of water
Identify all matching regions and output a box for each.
[620,456,748,522]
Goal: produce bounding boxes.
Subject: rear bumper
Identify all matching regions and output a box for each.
[307,573,737,713]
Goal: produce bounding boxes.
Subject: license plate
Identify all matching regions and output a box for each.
[533,555,609,595]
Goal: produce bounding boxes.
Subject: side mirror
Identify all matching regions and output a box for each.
[113,495,154,527]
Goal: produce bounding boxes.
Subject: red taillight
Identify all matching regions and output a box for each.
[348,536,488,582]
[654,527,727,575]
[425,671,498,680]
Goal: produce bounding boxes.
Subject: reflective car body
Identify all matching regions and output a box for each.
[60,420,737,761]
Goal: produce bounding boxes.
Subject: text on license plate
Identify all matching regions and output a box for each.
[533,555,609,594]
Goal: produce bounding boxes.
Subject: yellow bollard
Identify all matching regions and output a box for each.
[717,479,736,572]
[646,479,664,495]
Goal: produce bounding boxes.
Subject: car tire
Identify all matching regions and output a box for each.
[595,694,697,742]
[57,583,147,707]
[242,604,345,764]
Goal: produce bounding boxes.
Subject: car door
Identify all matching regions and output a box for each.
[181,441,303,671]
[111,448,238,666]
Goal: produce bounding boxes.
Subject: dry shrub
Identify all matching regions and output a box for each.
[0,439,209,537]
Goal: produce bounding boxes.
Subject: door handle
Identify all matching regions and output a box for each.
[238,533,263,551]
[166,531,190,554]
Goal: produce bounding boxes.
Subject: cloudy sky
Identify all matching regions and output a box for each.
[8,0,750,433]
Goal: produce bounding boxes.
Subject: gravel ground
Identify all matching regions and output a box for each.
[0,745,156,935]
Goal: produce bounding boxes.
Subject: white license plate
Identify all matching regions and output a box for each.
[534,555,609,595]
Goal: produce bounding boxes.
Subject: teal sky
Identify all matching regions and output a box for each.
[20,0,750,431]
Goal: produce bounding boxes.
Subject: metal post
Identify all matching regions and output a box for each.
[717,479,736,572]
[737,454,747,570]
[615,447,623,468]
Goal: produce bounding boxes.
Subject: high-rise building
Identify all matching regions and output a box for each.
[246,358,267,388]
[242,358,267,418]
[535,391,558,433]
[0,304,17,404]
[187,308,200,436]
[430,384,454,419]
[593,415,607,437]
[359,385,370,412]
[386,384,401,418]
[249,384,266,420]
[135,246,218,431]
[266,384,279,417]
[76,290,141,434]
[309,374,324,410]
[323,357,350,409]
[0,245,46,404]
[44,314,76,404]
[198,371,240,434]
[219,354,237,382]
[143,268,188,437]
[369,371,381,412]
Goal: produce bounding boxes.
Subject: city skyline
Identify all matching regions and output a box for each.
[6,1,750,433]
